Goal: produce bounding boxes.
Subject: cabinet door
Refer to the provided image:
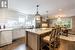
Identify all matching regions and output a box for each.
[12,28,25,40]
[0,0,8,8]
[0,30,12,46]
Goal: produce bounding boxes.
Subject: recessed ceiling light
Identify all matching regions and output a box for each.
[58,9,62,11]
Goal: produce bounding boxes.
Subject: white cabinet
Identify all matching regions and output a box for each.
[0,30,12,46]
[12,28,25,40]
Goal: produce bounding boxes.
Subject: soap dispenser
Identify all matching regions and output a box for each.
[0,25,1,29]
[3,25,5,29]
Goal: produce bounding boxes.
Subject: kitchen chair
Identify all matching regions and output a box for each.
[62,27,69,36]
[42,28,60,50]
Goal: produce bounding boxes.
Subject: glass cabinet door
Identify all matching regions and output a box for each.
[0,0,8,8]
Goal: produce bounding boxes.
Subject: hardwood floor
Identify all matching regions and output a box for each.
[0,37,74,50]
[0,37,62,50]
[0,37,32,50]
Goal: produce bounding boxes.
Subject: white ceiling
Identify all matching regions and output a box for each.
[8,0,75,16]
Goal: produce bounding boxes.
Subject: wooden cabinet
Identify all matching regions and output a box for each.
[72,16,75,34]
[59,39,75,50]
[0,30,12,46]
[41,18,49,28]
[35,16,49,28]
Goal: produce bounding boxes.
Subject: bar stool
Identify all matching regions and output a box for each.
[42,29,60,50]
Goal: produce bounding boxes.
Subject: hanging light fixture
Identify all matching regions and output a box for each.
[35,5,41,20]
[34,5,42,28]
[46,11,49,20]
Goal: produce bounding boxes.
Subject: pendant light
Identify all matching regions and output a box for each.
[35,5,42,28]
[46,11,49,20]
[35,5,41,20]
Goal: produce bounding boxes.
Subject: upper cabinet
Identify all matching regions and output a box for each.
[0,0,8,8]
[35,16,49,28]
[41,17,49,28]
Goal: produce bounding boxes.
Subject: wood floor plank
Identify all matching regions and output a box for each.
[0,37,67,50]
[0,37,32,50]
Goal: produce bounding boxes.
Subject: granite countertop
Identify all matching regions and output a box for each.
[0,28,14,31]
[60,35,75,41]
[0,26,27,31]
[26,28,53,35]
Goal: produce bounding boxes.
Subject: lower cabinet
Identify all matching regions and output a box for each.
[0,30,12,46]
[12,28,25,40]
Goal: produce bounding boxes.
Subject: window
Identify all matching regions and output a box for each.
[1,0,7,8]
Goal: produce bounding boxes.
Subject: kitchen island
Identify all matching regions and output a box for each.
[26,28,53,50]
[58,35,75,50]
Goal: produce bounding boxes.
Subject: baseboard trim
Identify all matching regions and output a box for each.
[12,37,25,42]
